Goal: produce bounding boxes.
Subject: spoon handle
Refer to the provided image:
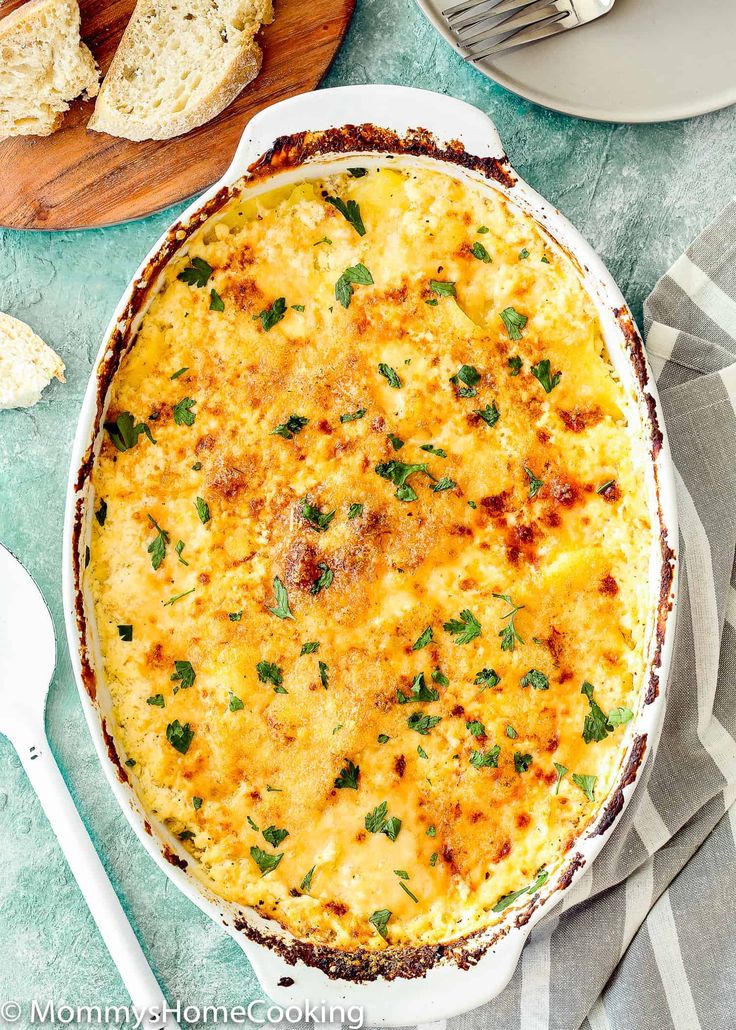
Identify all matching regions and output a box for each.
[17,729,181,1030]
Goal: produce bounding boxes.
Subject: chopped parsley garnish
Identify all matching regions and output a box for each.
[347,502,364,519]
[597,479,616,494]
[310,562,334,595]
[301,497,336,532]
[271,414,309,440]
[146,514,169,570]
[268,576,294,620]
[166,720,193,754]
[318,660,329,689]
[420,444,447,457]
[313,236,332,247]
[378,363,402,389]
[572,772,597,801]
[427,825,436,837]
[514,751,533,773]
[412,625,433,651]
[256,297,287,332]
[335,263,374,308]
[397,672,439,704]
[399,881,418,903]
[173,397,197,426]
[193,796,203,810]
[450,364,481,398]
[300,866,315,892]
[407,712,442,735]
[378,733,390,744]
[506,724,518,739]
[256,661,283,688]
[170,367,189,380]
[369,909,391,940]
[493,592,524,651]
[432,476,456,493]
[250,846,283,876]
[581,681,633,742]
[209,288,225,312]
[229,692,245,711]
[553,762,568,794]
[191,461,202,471]
[471,241,492,263]
[375,460,433,502]
[325,195,366,236]
[466,719,486,737]
[519,248,530,259]
[229,611,242,621]
[388,433,404,450]
[104,412,156,452]
[542,254,551,264]
[147,694,164,707]
[348,167,368,177]
[177,257,213,288]
[365,801,388,833]
[430,279,456,297]
[417,744,428,760]
[117,624,132,641]
[171,660,196,690]
[195,496,210,524]
[162,588,195,606]
[508,355,523,376]
[291,304,305,312]
[474,401,500,427]
[443,609,482,645]
[521,669,549,691]
[334,759,360,789]
[432,668,449,687]
[175,540,188,566]
[95,499,108,526]
[340,408,366,423]
[477,226,489,234]
[300,641,320,655]
[499,306,528,340]
[470,746,500,769]
[524,466,543,498]
[262,825,289,848]
[530,359,561,393]
[492,870,549,913]
[474,668,500,689]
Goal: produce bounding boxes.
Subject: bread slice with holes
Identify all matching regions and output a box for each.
[0,0,99,139]
[0,312,65,409]
[88,0,274,141]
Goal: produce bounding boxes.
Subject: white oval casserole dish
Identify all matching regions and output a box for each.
[63,85,678,1025]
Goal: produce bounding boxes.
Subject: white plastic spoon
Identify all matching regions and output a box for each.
[0,543,180,1030]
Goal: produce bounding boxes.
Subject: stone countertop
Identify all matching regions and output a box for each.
[0,0,734,1025]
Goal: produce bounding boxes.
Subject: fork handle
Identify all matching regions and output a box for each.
[17,728,180,1030]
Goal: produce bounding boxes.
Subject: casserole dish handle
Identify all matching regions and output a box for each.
[226,84,508,180]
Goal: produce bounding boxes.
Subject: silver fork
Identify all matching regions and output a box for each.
[443,0,614,60]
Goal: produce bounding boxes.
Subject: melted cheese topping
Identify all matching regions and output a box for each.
[88,167,653,951]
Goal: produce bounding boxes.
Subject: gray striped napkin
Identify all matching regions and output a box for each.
[447,200,736,1030]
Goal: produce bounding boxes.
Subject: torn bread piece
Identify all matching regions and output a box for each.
[88,0,274,141]
[0,312,65,409]
[0,0,99,139]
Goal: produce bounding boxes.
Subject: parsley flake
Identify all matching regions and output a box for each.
[525,466,543,498]
[429,280,456,297]
[257,298,287,331]
[378,363,402,389]
[147,694,164,707]
[325,195,366,236]
[530,359,561,393]
[553,762,568,794]
[166,720,194,754]
[375,460,433,502]
[521,669,549,691]
[412,626,433,651]
[499,306,528,340]
[475,668,500,689]
[407,712,442,735]
[177,257,213,288]
[146,514,169,570]
[471,241,492,263]
[432,476,456,493]
[508,355,523,376]
[300,641,320,655]
[117,624,132,641]
[348,502,364,519]
[397,672,439,704]
[310,563,334,595]
[470,746,500,769]
[250,846,283,876]
[195,496,210,524]
[475,401,500,427]
[209,288,225,312]
[335,264,374,308]
[229,692,244,711]
[572,772,597,801]
[104,412,156,452]
[256,661,283,688]
[271,414,309,440]
[493,592,525,651]
[173,397,197,427]
[334,759,360,789]
[95,498,108,526]
[443,609,482,645]
[340,408,366,423]
[369,909,391,940]
[268,576,294,620]
[450,364,481,398]
[301,497,336,532]
[514,752,533,773]
[262,825,289,848]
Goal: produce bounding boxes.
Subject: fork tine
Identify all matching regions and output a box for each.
[443,0,501,20]
[443,0,508,28]
[465,7,568,58]
[446,0,545,34]
[457,0,558,44]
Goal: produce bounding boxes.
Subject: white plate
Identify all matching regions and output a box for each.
[415,0,736,123]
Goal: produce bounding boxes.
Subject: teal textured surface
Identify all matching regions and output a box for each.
[0,0,735,1025]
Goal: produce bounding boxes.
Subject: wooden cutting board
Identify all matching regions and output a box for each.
[0,0,355,230]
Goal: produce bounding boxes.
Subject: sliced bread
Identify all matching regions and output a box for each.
[0,312,65,409]
[88,0,274,141]
[0,0,99,139]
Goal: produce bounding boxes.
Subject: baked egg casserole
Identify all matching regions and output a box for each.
[87,166,653,952]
